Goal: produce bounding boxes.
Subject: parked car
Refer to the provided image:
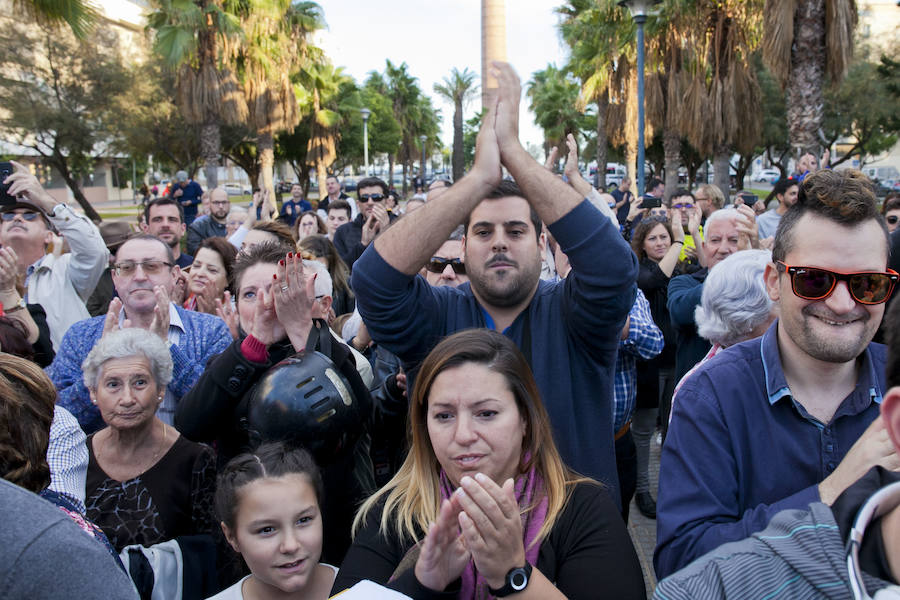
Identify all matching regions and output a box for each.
[753,169,781,184]
[276,180,295,194]
[224,183,251,196]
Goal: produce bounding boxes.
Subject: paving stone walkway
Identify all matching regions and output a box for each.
[627,434,661,599]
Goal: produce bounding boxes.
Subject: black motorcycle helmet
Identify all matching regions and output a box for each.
[246,348,367,465]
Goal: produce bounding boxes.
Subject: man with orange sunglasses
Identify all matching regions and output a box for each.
[655,169,898,579]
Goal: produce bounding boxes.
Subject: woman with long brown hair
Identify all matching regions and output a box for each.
[333,329,645,599]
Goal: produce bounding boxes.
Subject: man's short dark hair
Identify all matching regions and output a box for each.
[328,200,351,218]
[356,177,389,197]
[886,299,900,389]
[116,233,175,265]
[463,180,542,241]
[772,169,889,262]
[326,175,340,184]
[667,188,694,206]
[143,196,184,225]
[647,178,664,194]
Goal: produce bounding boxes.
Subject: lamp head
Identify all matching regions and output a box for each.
[618,0,662,18]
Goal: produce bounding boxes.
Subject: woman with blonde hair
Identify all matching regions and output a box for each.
[332,329,645,599]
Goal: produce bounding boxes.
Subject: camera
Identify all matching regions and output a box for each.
[0,162,15,207]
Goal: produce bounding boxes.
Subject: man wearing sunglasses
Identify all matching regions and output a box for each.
[0,161,107,351]
[655,296,900,600]
[332,177,397,269]
[656,169,896,579]
[351,62,638,503]
[47,234,232,433]
[421,227,468,288]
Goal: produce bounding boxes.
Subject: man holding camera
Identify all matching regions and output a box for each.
[0,161,107,351]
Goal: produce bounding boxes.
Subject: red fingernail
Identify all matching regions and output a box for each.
[272,274,277,280]
[279,260,285,266]
[288,252,293,258]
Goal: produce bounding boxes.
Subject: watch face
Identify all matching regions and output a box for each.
[510,568,528,591]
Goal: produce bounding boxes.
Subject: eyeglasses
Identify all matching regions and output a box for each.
[672,203,694,210]
[887,215,899,225]
[425,257,466,275]
[113,260,173,277]
[775,261,898,305]
[359,194,384,203]
[210,200,230,206]
[1,211,39,221]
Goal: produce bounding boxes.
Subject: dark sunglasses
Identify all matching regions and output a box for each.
[887,215,898,225]
[776,261,898,305]
[672,203,694,210]
[1,211,39,221]
[425,257,466,275]
[359,194,384,203]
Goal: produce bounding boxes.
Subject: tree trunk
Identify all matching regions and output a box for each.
[257,131,276,205]
[595,94,609,190]
[200,121,220,189]
[787,0,826,157]
[401,161,408,196]
[713,146,731,203]
[52,155,101,222]
[452,99,464,183]
[663,130,680,199]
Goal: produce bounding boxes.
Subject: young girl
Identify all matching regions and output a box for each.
[208,443,337,600]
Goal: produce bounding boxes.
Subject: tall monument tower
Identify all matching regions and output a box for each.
[481,0,507,110]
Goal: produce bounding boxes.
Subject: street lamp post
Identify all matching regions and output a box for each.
[419,134,427,183]
[619,0,661,198]
[360,108,371,176]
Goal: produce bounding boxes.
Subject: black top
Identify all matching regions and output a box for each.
[637,258,677,367]
[331,481,646,599]
[85,434,217,552]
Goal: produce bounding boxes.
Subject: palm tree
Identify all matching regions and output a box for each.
[230,0,324,198]
[147,0,247,189]
[665,0,764,198]
[527,64,587,162]
[17,0,98,38]
[557,0,632,189]
[434,68,479,183]
[296,60,355,199]
[762,0,856,158]
[380,60,439,194]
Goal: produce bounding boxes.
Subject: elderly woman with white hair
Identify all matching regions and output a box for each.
[670,249,778,413]
[82,328,216,552]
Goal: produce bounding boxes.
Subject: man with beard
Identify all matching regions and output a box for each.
[655,169,896,578]
[142,197,193,268]
[351,62,637,502]
[185,187,231,255]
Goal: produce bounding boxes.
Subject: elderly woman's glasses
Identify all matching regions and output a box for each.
[775,261,898,305]
[113,260,173,277]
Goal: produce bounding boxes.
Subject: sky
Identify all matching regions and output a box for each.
[315,0,571,152]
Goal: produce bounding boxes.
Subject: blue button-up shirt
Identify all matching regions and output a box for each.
[654,320,886,579]
[613,288,663,432]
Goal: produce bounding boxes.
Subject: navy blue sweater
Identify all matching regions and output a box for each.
[351,199,638,500]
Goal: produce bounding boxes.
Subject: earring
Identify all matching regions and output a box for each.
[157,395,162,401]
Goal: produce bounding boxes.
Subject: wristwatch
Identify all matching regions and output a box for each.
[489,562,532,597]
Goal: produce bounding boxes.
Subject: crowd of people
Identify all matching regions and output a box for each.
[1,62,899,600]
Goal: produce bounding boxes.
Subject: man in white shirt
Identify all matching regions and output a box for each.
[0,161,107,350]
